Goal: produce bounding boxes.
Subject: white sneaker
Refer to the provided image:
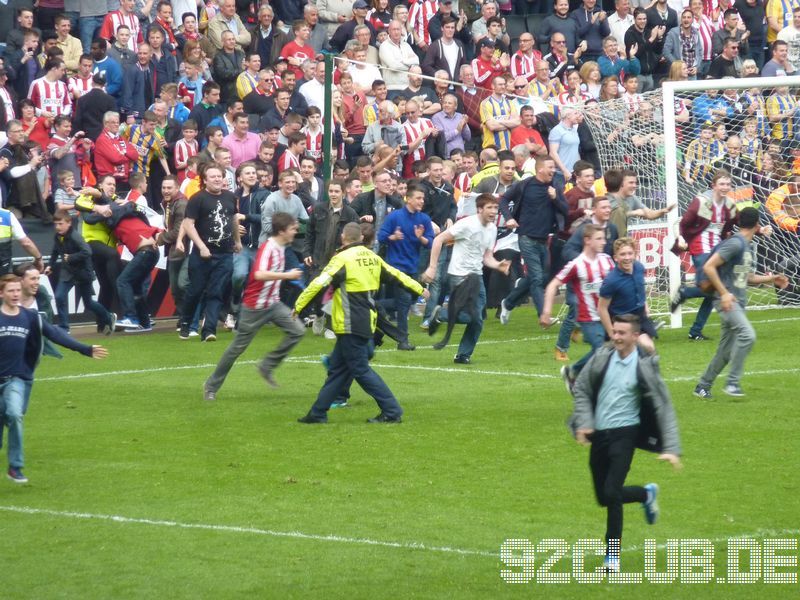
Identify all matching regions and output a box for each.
[312,315,325,336]
[324,329,336,339]
[224,314,236,330]
[499,299,511,325]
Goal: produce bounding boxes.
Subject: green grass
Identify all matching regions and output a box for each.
[2,306,799,598]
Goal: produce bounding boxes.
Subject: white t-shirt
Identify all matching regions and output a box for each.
[8,211,26,240]
[447,214,497,277]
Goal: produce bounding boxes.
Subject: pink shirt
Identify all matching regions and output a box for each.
[221,131,262,168]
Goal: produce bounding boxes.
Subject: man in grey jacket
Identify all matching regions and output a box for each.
[570,313,682,572]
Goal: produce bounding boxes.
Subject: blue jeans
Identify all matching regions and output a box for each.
[683,253,714,337]
[55,279,112,330]
[504,235,548,316]
[231,247,255,309]
[439,275,486,359]
[556,286,577,352]
[309,334,403,419]
[572,321,607,375]
[79,16,104,53]
[380,277,414,343]
[116,248,159,326]
[422,246,451,320]
[181,251,234,338]
[0,377,28,469]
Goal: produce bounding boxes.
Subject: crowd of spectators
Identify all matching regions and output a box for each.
[0,0,799,341]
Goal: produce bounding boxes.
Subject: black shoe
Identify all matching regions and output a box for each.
[427,305,442,337]
[397,341,416,351]
[688,333,712,341]
[367,413,402,423]
[453,354,471,364]
[670,286,686,313]
[297,413,328,424]
[179,324,190,340]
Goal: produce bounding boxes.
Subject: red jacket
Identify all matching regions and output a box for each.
[675,191,738,255]
[93,129,140,183]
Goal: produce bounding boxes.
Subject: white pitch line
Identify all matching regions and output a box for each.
[34,313,800,383]
[1,504,795,560]
[287,359,559,380]
[0,505,495,558]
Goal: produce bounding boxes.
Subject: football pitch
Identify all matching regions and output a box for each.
[2,306,799,598]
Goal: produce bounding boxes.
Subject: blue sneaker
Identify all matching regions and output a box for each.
[643,483,659,524]
[7,467,27,483]
[693,385,713,400]
[330,400,349,409]
[320,354,330,371]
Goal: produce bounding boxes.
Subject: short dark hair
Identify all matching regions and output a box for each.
[202,81,221,97]
[476,193,498,209]
[612,313,641,332]
[271,211,297,235]
[287,132,306,147]
[738,206,759,229]
[572,160,594,176]
[497,150,515,163]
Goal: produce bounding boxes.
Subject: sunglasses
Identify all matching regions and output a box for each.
[514,85,527,89]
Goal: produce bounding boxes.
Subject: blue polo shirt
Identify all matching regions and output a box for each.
[599,261,646,315]
[377,207,435,275]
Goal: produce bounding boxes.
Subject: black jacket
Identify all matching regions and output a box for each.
[420,179,457,229]
[74,89,118,141]
[350,190,404,222]
[304,201,359,266]
[645,5,678,33]
[50,226,95,284]
[499,176,568,239]
[422,38,466,81]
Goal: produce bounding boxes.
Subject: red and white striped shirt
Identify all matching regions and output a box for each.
[242,238,285,310]
[174,138,198,181]
[455,171,472,193]
[99,10,142,52]
[690,199,726,255]
[28,77,72,116]
[403,118,433,163]
[621,91,642,114]
[409,0,439,47]
[68,75,92,99]
[471,57,503,90]
[277,149,300,173]
[304,126,323,163]
[557,253,615,322]
[693,15,716,61]
[0,86,15,122]
[510,50,541,82]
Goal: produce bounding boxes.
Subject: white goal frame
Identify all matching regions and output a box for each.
[661,75,800,328]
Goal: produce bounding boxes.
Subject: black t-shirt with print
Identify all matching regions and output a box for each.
[185,189,238,254]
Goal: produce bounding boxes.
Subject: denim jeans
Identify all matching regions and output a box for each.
[79,15,104,53]
[231,247,255,308]
[0,377,28,469]
[683,253,713,337]
[422,246,451,320]
[55,279,112,330]
[572,321,607,375]
[380,277,414,343]
[309,334,403,419]
[438,275,486,358]
[181,251,234,338]
[116,248,159,326]
[698,304,756,388]
[556,285,577,352]
[504,235,549,316]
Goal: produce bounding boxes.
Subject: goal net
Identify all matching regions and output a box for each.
[577,76,800,328]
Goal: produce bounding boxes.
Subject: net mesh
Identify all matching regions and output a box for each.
[577,86,800,314]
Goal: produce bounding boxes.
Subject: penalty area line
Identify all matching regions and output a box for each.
[0,505,496,558]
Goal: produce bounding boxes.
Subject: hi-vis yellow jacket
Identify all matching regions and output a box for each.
[295,243,424,339]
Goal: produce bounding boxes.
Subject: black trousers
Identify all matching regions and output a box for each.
[89,240,122,311]
[589,426,647,548]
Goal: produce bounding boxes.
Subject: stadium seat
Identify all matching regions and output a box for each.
[505,15,528,41]
[526,13,546,38]
[509,39,520,55]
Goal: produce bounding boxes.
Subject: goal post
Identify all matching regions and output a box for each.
[578,75,800,328]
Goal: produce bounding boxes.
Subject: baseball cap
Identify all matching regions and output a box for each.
[353,0,369,9]
[478,38,496,50]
